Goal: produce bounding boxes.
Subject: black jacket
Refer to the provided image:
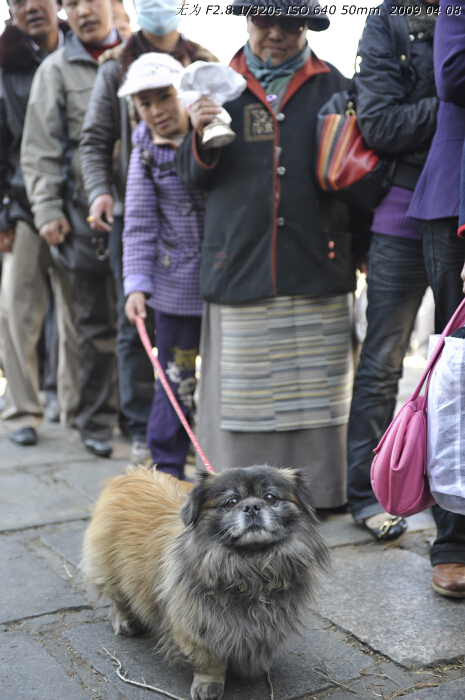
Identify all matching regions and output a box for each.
[0,22,68,231]
[176,49,356,305]
[354,0,438,190]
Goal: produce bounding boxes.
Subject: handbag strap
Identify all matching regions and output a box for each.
[410,297,465,400]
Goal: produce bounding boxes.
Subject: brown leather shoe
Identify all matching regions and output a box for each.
[432,563,465,598]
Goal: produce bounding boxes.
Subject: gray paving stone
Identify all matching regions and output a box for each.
[318,547,465,668]
[405,509,436,533]
[0,471,90,531]
[401,678,465,699]
[0,631,91,700]
[40,521,88,569]
[0,425,94,470]
[319,513,372,548]
[0,538,87,624]
[0,422,133,471]
[64,615,374,700]
[319,509,435,549]
[54,460,131,503]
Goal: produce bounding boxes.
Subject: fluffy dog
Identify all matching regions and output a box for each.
[81,466,329,700]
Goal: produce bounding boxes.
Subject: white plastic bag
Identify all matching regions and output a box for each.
[426,335,465,515]
[176,61,247,118]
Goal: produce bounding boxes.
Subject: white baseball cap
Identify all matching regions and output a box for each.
[118,53,184,98]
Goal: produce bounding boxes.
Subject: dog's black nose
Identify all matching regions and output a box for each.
[243,500,261,513]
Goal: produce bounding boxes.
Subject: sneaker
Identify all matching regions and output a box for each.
[131,439,151,464]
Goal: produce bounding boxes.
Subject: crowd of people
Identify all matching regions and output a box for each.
[1,0,465,597]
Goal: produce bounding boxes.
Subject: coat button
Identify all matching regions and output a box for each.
[276,112,285,122]
[277,166,286,176]
[277,217,285,227]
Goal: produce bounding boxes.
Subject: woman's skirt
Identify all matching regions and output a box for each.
[196,295,354,509]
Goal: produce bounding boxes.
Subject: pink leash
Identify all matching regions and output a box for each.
[135,315,214,473]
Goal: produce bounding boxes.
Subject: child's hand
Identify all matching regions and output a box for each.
[189,97,222,135]
[125,292,147,324]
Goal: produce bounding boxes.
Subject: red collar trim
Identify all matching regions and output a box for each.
[229,47,330,109]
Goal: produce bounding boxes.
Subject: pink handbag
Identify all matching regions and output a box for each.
[371,298,465,518]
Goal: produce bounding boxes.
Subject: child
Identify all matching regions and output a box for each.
[119,53,204,480]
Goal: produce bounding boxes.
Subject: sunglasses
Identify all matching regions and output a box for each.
[250,15,308,35]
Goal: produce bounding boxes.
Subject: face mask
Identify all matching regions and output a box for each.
[134,0,181,36]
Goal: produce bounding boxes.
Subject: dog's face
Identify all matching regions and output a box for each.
[181,465,318,550]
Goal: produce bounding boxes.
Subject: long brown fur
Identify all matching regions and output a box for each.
[82,469,192,631]
[82,465,329,700]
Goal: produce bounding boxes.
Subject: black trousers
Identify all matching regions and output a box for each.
[421,217,465,565]
[70,270,119,441]
[109,216,155,440]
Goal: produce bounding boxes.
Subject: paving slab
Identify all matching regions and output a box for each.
[0,631,91,700]
[401,678,465,699]
[0,538,87,624]
[0,422,133,471]
[0,425,94,470]
[318,509,436,549]
[405,509,436,533]
[54,460,131,504]
[64,615,374,700]
[318,547,465,668]
[40,521,88,569]
[0,471,91,531]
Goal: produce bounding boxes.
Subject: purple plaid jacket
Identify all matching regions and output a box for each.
[123,120,204,316]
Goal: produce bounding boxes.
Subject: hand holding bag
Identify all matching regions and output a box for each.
[51,188,111,275]
[371,298,465,518]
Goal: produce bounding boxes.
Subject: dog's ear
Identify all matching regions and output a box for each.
[284,469,318,520]
[181,471,216,526]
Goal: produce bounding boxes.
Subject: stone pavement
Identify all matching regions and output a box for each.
[1,366,464,700]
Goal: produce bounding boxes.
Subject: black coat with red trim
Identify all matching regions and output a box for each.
[175,48,356,305]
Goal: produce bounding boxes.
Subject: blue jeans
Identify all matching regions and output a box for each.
[109,216,155,440]
[348,229,465,566]
[347,233,428,522]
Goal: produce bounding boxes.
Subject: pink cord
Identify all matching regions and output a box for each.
[135,315,214,473]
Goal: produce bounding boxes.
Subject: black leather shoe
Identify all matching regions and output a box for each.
[8,427,37,446]
[83,438,113,458]
[363,514,408,541]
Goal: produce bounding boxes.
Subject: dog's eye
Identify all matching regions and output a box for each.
[226,498,239,508]
[264,494,278,505]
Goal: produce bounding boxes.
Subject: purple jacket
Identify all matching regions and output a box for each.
[408,0,465,220]
[123,121,204,316]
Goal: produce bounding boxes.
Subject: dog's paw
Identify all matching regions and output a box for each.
[191,673,225,700]
[191,683,224,700]
[110,602,140,637]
